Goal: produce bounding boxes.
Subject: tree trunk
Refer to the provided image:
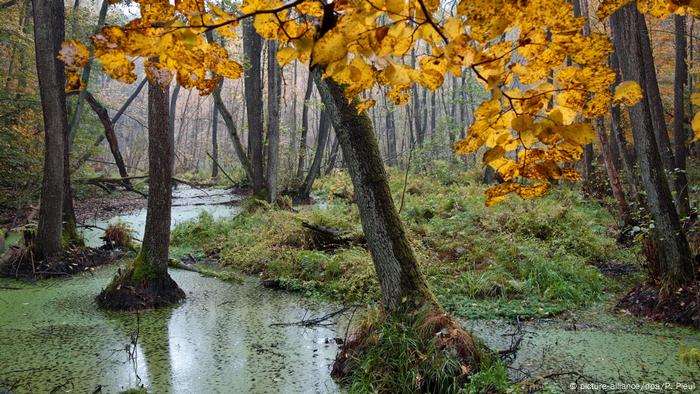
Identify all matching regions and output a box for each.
[266,41,282,203]
[314,74,438,313]
[674,14,691,219]
[243,19,265,197]
[297,109,331,203]
[211,99,219,178]
[595,116,630,223]
[611,4,694,288]
[169,83,180,173]
[32,0,65,259]
[386,104,398,167]
[296,75,314,183]
[213,82,254,182]
[72,78,147,173]
[67,0,108,146]
[638,9,688,214]
[96,76,185,310]
[325,135,340,175]
[83,91,131,188]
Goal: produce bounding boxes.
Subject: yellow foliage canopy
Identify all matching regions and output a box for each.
[58,0,700,206]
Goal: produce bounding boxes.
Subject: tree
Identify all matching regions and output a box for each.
[96,66,185,310]
[314,74,437,313]
[32,0,65,259]
[243,19,265,198]
[266,41,282,203]
[211,98,219,178]
[674,13,691,219]
[609,4,694,288]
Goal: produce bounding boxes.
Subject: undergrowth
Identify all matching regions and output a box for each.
[333,307,514,394]
[171,160,638,319]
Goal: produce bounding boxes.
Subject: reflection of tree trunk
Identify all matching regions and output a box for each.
[673,14,691,218]
[32,0,65,259]
[315,74,437,313]
[611,4,694,288]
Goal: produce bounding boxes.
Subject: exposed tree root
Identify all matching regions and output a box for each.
[332,308,483,393]
[96,267,185,311]
[0,245,114,279]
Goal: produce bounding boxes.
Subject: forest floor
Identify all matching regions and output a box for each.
[172,162,640,320]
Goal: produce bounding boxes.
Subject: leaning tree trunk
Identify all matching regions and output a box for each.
[243,19,265,198]
[32,0,65,259]
[96,76,185,310]
[296,108,331,204]
[611,5,694,288]
[266,41,282,203]
[314,74,438,313]
[674,14,691,219]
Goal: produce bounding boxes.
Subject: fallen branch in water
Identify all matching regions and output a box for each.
[168,258,242,283]
[270,304,363,327]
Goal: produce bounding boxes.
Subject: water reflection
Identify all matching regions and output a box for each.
[0,268,342,393]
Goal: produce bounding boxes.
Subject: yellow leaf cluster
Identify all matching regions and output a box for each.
[67,0,700,205]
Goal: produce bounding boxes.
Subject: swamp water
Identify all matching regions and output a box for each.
[1,186,699,392]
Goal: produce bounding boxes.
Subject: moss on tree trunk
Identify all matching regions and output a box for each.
[97,75,184,311]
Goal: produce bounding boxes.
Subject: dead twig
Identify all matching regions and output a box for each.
[270,304,363,327]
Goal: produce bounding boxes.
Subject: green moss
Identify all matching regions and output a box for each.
[171,165,639,318]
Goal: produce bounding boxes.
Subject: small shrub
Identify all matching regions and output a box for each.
[102,222,134,249]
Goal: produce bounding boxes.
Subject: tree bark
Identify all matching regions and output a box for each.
[674,14,691,219]
[32,0,65,259]
[169,83,180,173]
[97,75,185,310]
[595,116,630,223]
[637,10,688,214]
[314,73,438,313]
[611,4,694,288]
[84,91,131,188]
[296,75,314,183]
[243,19,265,197]
[211,99,219,178]
[297,109,331,203]
[266,41,282,203]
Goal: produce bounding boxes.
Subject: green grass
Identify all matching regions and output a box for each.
[334,307,515,394]
[171,160,638,319]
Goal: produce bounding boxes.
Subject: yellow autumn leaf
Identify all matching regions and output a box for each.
[692,112,700,142]
[613,81,644,106]
[58,40,89,69]
[596,0,631,19]
[311,31,347,65]
[276,46,297,66]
